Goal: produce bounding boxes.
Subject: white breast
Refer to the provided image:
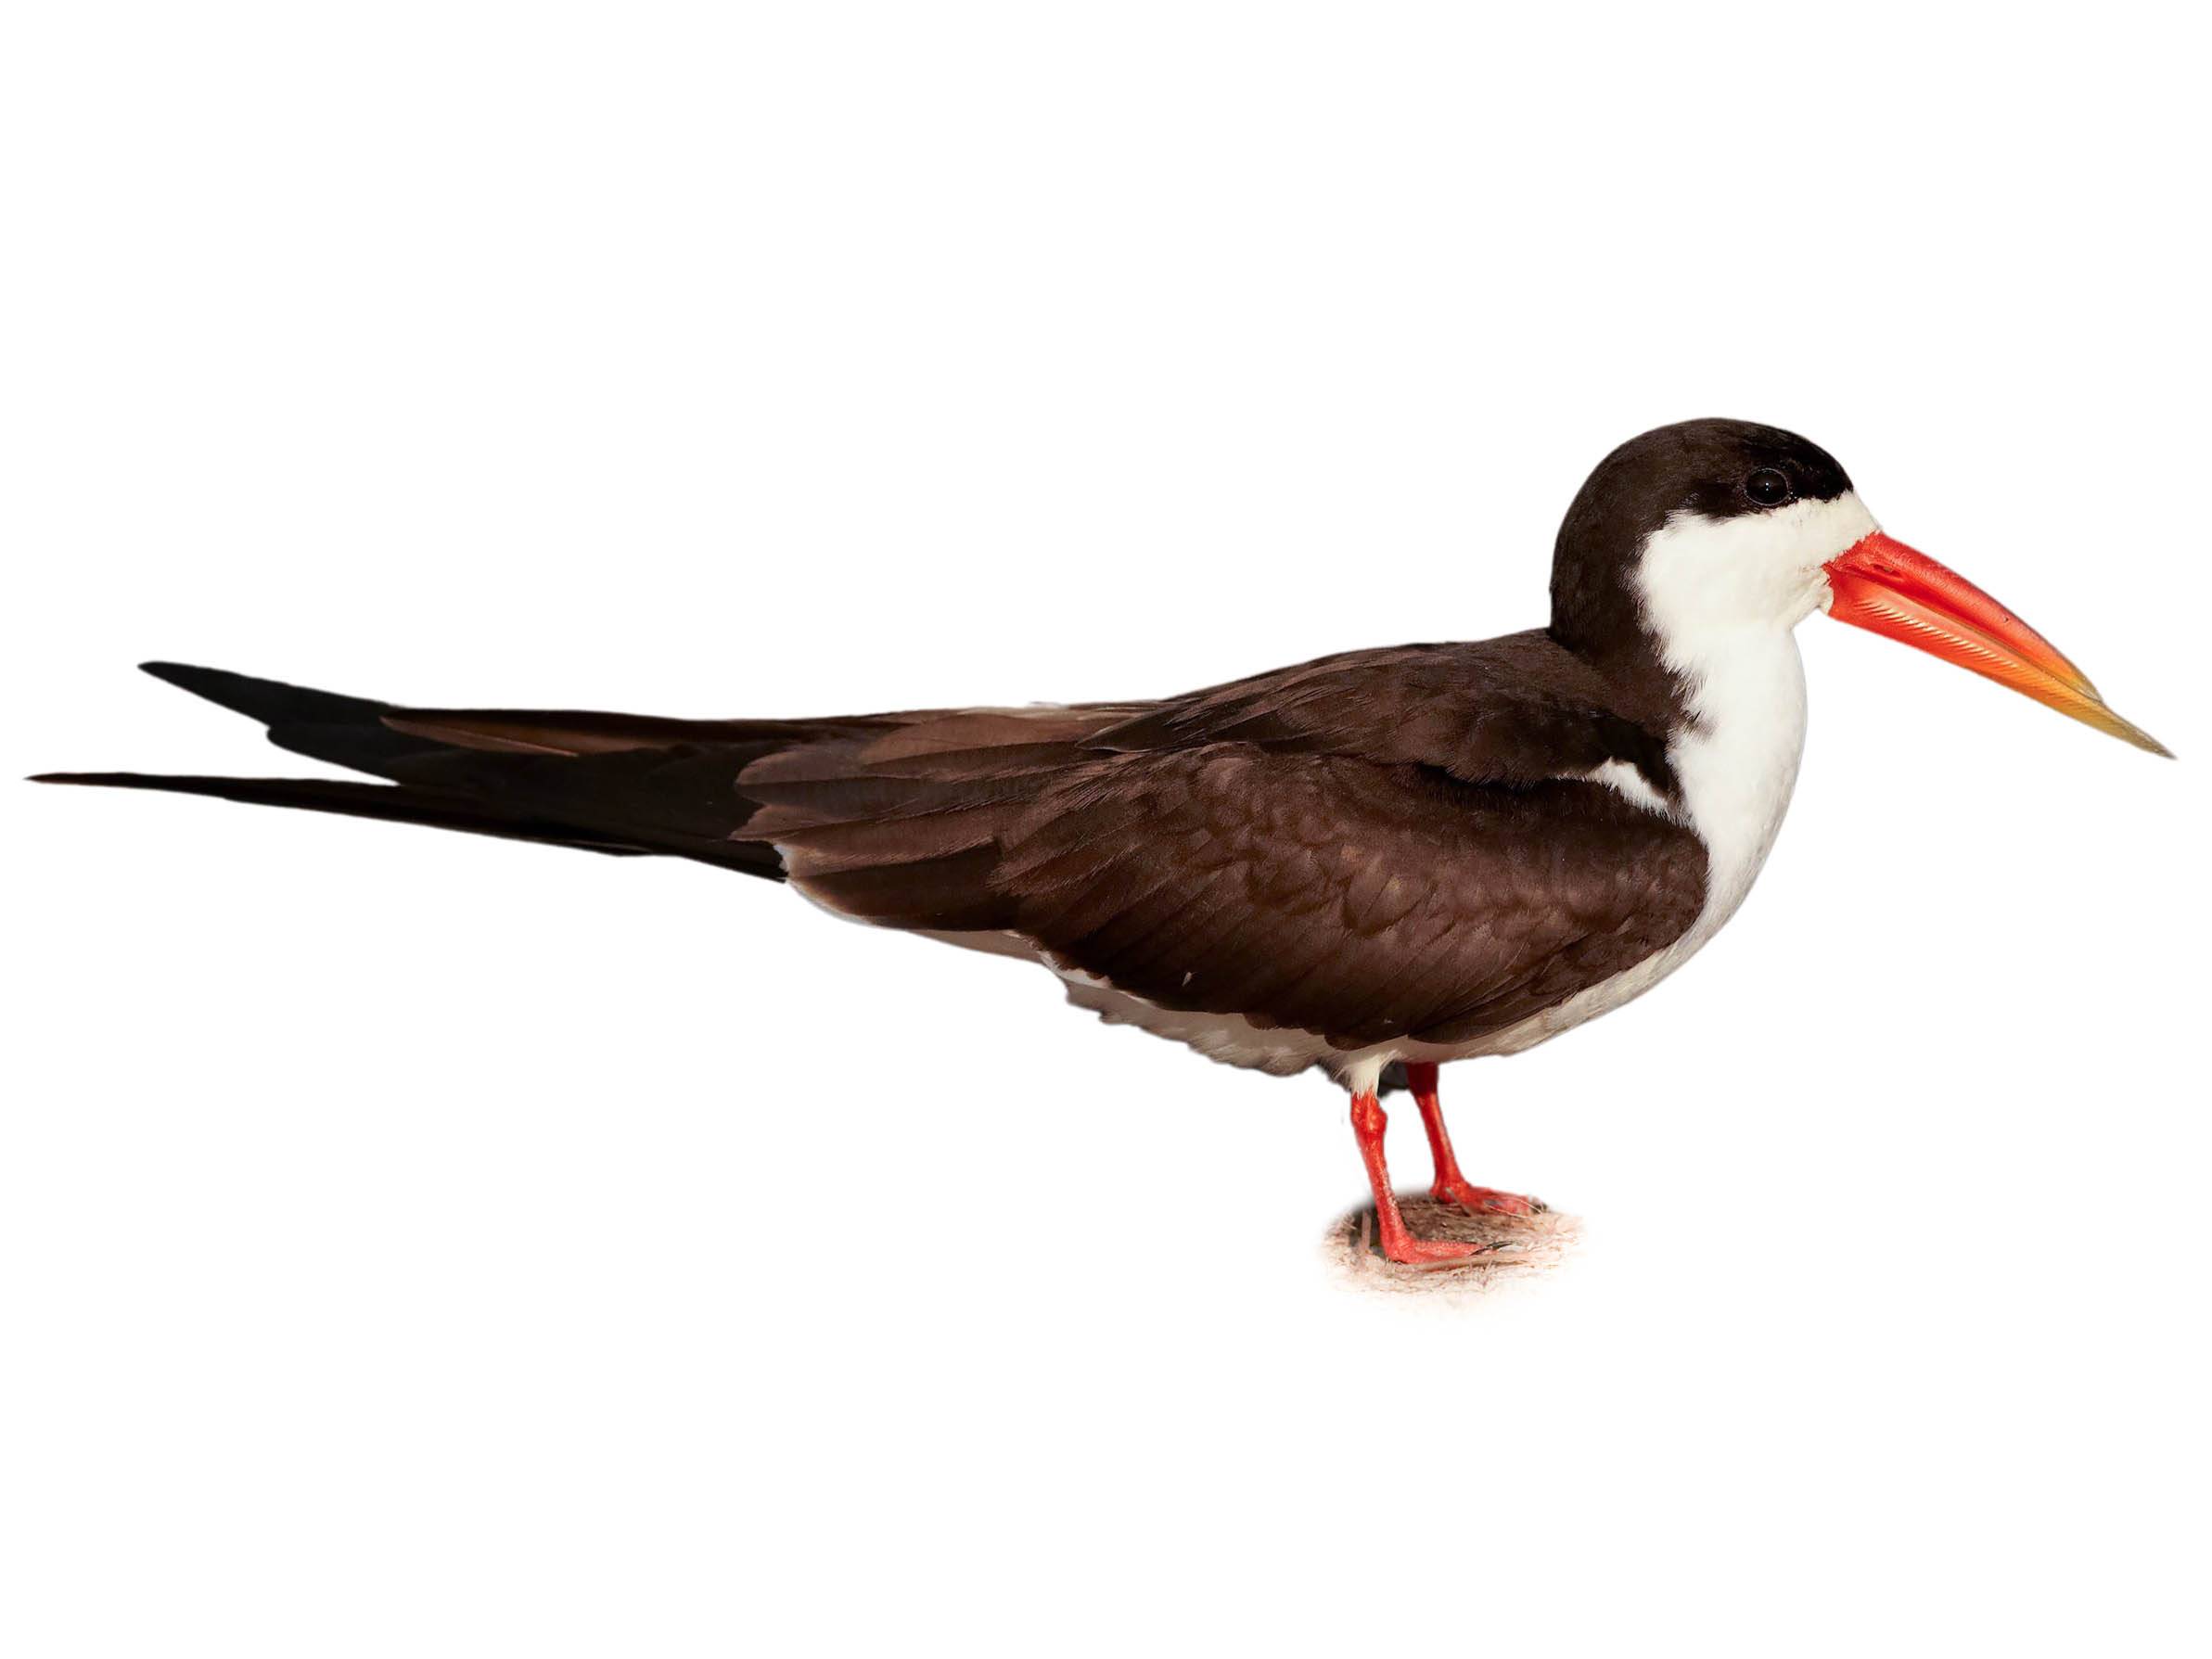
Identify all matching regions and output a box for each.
[1663,632,1811,945]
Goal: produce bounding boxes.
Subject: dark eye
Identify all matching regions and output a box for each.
[1745,468,1793,507]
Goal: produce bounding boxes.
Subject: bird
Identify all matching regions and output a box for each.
[34,418,2169,1263]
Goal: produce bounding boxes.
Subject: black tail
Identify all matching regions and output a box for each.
[32,662,812,878]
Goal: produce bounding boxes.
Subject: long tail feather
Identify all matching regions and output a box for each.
[30,771,649,856]
[32,662,797,877]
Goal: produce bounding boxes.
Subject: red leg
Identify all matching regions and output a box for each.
[1349,1089,1490,1264]
[1404,1062,1543,1217]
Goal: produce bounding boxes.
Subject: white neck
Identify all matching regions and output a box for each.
[1667,630,1809,934]
[1632,491,1877,936]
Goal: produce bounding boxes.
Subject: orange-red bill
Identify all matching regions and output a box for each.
[1822,531,2170,756]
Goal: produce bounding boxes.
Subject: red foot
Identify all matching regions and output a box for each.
[1431,1177,1545,1217]
[1402,1063,1543,1217]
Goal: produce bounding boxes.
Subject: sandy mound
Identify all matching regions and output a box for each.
[1323,1194,1583,1298]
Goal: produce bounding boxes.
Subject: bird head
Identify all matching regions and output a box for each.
[1551,417,2168,754]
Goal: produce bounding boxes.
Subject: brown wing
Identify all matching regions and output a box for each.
[722,633,1698,1048]
[1000,749,1705,1049]
[751,734,1706,1052]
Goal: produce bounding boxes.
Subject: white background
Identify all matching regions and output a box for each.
[5,6,2208,1655]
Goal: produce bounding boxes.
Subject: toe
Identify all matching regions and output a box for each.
[1384,1236,1493,1265]
[1435,1180,1545,1217]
